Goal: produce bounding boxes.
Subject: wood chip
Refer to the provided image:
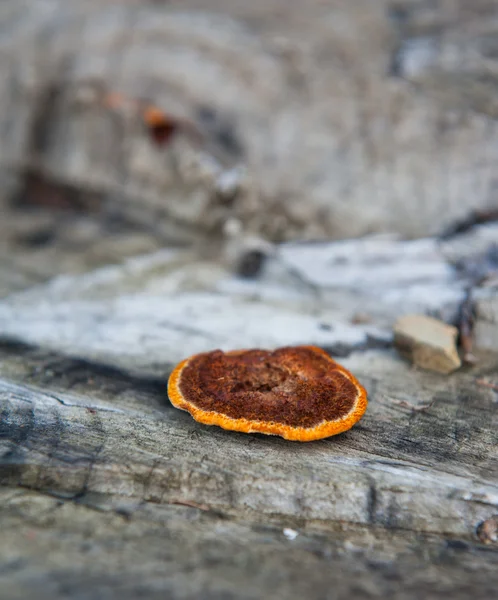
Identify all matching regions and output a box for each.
[393,315,461,374]
[476,516,498,544]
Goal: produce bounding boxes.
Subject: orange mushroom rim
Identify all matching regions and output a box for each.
[167,345,368,442]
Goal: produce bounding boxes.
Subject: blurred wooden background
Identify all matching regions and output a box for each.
[2,0,498,243]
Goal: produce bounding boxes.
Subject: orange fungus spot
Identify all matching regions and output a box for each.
[167,345,367,441]
[102,91,178,146]
[141,105,178,145]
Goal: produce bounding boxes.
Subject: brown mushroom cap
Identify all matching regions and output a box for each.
[167,345,367,441]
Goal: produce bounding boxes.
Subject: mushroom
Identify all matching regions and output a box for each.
[167,345,367,441]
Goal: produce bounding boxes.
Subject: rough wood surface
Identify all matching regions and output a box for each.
[1,227,498,599]
[1,0,498,245]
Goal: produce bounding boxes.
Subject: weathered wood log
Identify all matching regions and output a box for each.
[1,229,497,599]
[1,0,498,245]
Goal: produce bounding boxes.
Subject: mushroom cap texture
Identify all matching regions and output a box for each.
[167,345,367,441]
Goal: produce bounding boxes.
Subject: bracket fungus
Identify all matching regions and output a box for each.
[167,345,367,441]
